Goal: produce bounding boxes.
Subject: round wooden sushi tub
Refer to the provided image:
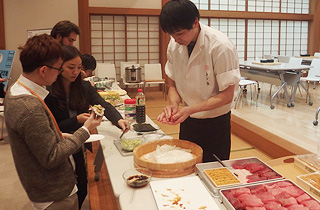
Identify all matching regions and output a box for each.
[133,139,203,178]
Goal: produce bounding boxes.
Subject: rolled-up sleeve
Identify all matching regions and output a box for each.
[214,44,241,91]
[216,69,241,91]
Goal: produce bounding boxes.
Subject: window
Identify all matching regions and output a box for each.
[192,0,310,60]
[90,15,160,78]
[201,18,246,60]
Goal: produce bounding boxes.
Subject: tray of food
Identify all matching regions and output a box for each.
[220,179,320,210]
[294,154,320,173]
[113,136,144,156]
[98,90,124,107]
[297,172,320,201]
[195,157,284,196]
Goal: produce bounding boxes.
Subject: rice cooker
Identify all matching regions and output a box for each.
[125,65,142,83]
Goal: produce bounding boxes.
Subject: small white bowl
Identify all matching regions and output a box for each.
[142,133,165,142]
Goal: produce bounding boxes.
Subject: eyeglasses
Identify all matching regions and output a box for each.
[45,65,63,73]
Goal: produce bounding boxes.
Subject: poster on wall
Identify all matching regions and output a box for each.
[27,28,52,38]
[0,50,15,91]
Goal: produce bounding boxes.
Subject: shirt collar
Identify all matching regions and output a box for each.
[18,75,49,100]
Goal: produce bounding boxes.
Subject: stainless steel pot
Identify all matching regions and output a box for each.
[125,64,142,83]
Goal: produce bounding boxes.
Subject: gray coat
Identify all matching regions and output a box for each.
[4,92,89,202]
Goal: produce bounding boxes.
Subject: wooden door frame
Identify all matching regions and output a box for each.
[0,0,5,49]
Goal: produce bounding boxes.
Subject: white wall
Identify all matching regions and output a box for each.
[3,0,160,86]
[3,0,79,86]
[89,0,161,9]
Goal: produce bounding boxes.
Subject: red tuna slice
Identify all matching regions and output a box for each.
[233,164,246,169]
[231,187,251,197]
[275,191,294,200]
[255,192,276,203]
[287,204,309,210]
[301,199,320,210]
[247,174,264,183]
[274,181,293,188]
[259,171,280,180]
[245,207,267,210]
[223,191,234,199]
[228,196,244,210]
[264,201,282,210]
[244,163,265,173]
[255,167,272,176]
[251,185,268,194]
[278,197,298,207]
[269,188,286,197]
[238,194,264,207]
[296,193,311,203]
[282,186,305,197]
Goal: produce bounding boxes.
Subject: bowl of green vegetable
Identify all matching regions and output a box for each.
[120,137,144,152]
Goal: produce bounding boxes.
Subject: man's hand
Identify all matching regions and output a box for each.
[157,105,179,124]
[83,111,102,132]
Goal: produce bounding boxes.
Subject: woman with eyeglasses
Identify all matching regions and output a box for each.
[45,45,129,209]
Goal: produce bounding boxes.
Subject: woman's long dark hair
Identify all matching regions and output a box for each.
[51,45,86,111]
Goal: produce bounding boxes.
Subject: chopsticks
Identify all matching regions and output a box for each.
[212,154,238,177]
[119,122,131,139]
[212,154,227,167]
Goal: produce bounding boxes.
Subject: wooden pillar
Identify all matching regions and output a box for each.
[160,0,170,81]
[78,0,91,54]
[309,0,320,54]
[0,0,5,49]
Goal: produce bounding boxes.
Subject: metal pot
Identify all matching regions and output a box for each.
[125,65,142,83]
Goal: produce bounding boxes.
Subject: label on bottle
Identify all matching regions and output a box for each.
[136,105,146,124]
[124,103,136,122]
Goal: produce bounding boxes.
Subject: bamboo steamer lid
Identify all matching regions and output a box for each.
[133,139,203,178]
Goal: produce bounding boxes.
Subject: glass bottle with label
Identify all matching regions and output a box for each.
[135,89,145,124]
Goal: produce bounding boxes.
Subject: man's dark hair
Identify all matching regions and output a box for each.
[160,0,200,34]
[81,54,97,70]
[18,34,64,73]
[50,20,80,38]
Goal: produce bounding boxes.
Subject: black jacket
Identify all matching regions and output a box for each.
[45,81,122,133]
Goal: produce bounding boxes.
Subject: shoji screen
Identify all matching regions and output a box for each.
[90,15,160,78]
[200,18,246,61]
[192,0,310,60]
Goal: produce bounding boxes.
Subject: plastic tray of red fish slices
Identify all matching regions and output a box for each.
[220,179,320,210]
[195,157,284,196]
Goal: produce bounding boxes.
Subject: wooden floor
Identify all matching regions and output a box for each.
[232,82,320,155]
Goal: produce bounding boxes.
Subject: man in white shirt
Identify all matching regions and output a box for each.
[157,0,240,162]
[4,34,102,210]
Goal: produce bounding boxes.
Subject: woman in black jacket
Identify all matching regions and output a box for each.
[45,45,129,209]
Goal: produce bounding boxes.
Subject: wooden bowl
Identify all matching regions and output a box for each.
[133,139,203,178]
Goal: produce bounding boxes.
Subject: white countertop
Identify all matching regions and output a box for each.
[96,84,226,209]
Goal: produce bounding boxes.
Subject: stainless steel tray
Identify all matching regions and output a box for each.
[195,157,284,196]
[220,179,320,210]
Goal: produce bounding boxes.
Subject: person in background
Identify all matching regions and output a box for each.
[51,20,80,46]
[81,54,97,78]
[45,45,129,209]
[4,34,102,210]
[157,0,240,162]
[0,77,7,98]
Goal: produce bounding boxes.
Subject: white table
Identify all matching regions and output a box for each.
[97,120,228,210]
[240,61,312,109]
[96,85,227,209]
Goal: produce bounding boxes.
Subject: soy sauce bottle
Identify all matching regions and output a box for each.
[135,89,146,124]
